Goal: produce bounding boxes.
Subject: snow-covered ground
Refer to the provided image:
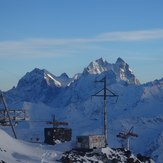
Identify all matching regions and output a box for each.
[0,128,154,163]
[0,128,60,163]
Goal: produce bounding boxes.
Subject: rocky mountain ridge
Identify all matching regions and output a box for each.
[6,57,140,105]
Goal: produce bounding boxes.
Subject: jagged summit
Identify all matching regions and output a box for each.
[113,57,140,84]
[115,57,131,72]
[7,57,140,104]
[83,58,111,74]
[95,57,107,65]
[116,57,125,64]
[83,57,140,84]
[59,72,69,79]
[57,72,73,87]
[16,58,140,94]
[11,68,63,103]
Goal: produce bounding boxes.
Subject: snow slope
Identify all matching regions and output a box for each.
[0,129,154,163]
[0,128,59,163]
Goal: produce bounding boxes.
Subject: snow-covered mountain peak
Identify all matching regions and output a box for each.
[11,68,63,103]
[56,73,73,87]
[59,72,69,79]
[116,57,125,65]
[7,57,140,105]
[83,58,111,74]
[113,57,140,84]
[82,57,139,85]
[17,68,61,89]
[115,57,130,72]
[95,57,107,65]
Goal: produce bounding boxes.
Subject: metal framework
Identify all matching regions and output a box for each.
[0,91,27,139]
[117,127,138,150]
[92,77,118,147]
[0,110,26,125]
[47,115,68,128]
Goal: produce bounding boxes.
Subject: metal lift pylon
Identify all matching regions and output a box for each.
[0,90,17,139]
[117,126,138,150]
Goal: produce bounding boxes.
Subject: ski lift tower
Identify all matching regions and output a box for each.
[0,90,27,139]
[92,77,118,147]
[117,127,138,150]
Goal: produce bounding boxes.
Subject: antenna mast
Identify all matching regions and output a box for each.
[92,77,118,147]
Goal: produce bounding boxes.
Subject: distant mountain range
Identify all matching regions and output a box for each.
[6,57,140,105]
[2,57,163,162]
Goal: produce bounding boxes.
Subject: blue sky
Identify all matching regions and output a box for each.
[0,0,163,90]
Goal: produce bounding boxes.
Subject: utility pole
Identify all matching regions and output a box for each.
[92,77,118,147]
[0,91,17,139]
